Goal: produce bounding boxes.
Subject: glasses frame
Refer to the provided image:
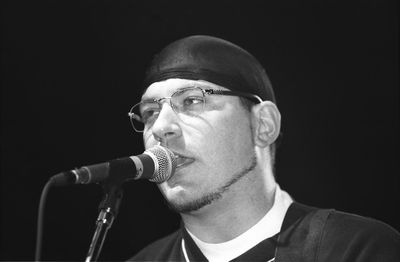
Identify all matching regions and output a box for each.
[128,86,263,133]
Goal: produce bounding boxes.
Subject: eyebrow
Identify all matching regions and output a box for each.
[141,82,229,102]
[141,85,198,100]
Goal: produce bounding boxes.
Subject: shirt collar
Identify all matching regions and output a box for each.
[184,184,293,262]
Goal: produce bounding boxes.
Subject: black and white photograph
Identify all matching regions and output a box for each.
[1,1,399,261]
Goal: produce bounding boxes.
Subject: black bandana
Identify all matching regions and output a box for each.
[143,35,276,103]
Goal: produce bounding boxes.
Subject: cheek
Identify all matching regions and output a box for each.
[200,113,254,167]
[143,131,156,148]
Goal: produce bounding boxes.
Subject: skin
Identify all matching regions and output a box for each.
[141,78,281,243]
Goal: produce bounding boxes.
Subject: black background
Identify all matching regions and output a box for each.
[1,1,398,261]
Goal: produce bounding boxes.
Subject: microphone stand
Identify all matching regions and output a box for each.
[85,162,124,262]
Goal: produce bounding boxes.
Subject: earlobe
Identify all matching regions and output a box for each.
[253,101,281,148]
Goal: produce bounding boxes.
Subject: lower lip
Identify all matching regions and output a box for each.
[167,159,195,185]
[175,159,195,170]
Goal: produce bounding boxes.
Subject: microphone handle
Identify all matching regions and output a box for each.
[51,153,156,186]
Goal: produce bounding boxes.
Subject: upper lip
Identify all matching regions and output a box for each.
[169,150,190,159]
[172,150,187,157]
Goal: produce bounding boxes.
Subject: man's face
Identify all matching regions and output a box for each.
[142,78,257,213]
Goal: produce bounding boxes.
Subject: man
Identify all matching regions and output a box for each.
[128,35,399,261]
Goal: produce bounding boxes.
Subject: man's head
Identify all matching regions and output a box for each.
[143,35,276,104]
[132,36,281,214]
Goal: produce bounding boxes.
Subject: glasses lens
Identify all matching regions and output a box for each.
[172,87,205,115]
[128,87,205,133]
[129,101,160,132]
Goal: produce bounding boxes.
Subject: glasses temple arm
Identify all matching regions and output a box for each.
[207,89,263,103]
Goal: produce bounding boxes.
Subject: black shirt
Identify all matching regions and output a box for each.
[129,202,400,261]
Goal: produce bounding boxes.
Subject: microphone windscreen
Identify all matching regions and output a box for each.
[146,146,176,183]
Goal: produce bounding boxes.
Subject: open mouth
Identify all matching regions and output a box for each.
[174,154,195,169]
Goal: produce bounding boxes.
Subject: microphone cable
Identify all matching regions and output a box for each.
[35,178,55,261]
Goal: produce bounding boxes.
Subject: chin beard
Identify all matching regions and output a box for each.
[166,154,257,214]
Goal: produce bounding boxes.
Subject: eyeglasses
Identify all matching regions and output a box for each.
[128,86,262,132]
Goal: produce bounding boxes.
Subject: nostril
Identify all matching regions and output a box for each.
[153,129,177,147]
[164,131,175,137]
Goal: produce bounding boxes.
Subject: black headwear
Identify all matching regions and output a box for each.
[143,35,276,103]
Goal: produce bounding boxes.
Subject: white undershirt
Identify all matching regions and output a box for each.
[184,185,293,262]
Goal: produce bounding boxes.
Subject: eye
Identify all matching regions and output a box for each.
[141,108,160,124]
[182,96,204,107]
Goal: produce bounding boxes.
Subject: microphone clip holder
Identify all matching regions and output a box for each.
[85,161,125,262]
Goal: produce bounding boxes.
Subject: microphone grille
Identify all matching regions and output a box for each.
[146,145,176,183]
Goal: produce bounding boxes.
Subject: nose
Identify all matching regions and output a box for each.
[151,103,182,145]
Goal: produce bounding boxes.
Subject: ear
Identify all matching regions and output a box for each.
[251,101,281,148]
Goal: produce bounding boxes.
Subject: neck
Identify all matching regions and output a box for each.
[181,164,277,243]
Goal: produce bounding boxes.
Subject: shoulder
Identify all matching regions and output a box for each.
[321,209,400,247]
[314,206,400,261]
[281,202,400,261]
[324,209,400,239]
[287,202,400,241]
[127,229,182,261]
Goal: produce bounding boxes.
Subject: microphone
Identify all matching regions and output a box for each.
[50,145,176,186]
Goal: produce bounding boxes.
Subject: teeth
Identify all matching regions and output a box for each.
[173,153,194,169]
[176,156,186,167]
